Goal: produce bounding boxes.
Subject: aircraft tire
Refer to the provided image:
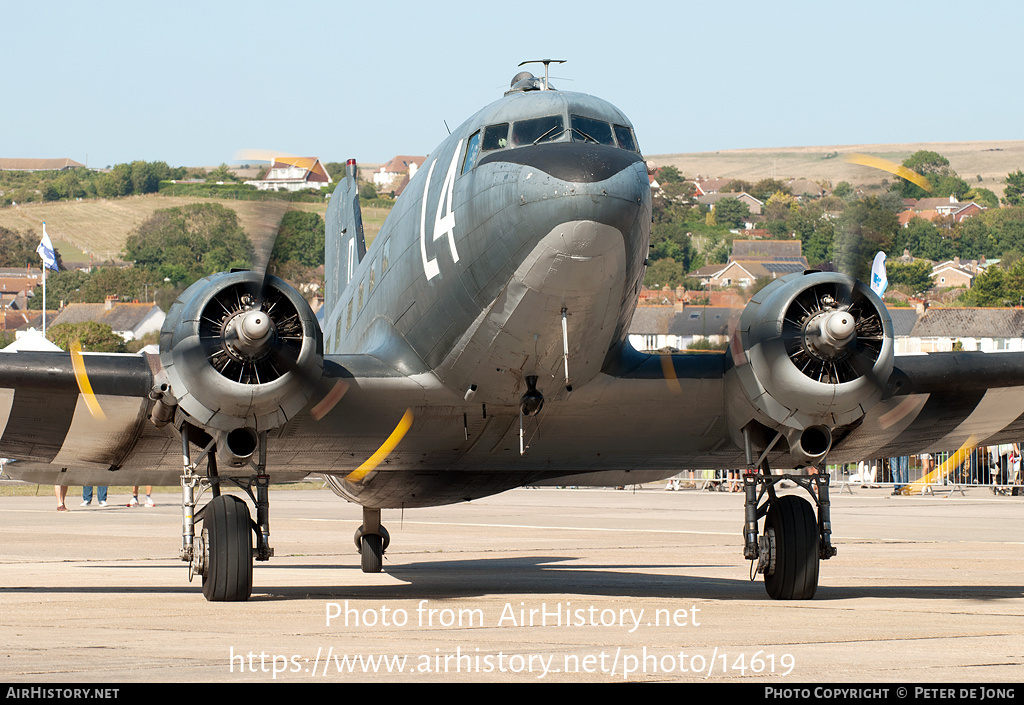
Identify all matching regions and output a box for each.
[360,533,384,573]
[763,495,819,600]
[202,495,253,602]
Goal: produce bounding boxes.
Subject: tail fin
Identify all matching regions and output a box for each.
[325,159,366,316]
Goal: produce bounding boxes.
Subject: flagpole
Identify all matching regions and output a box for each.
[37,221,56,338]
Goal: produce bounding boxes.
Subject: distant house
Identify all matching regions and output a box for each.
[0,276,41,311]
[48,299,165,342]
[693,178,732,196]
[245,157,332,192]
[695,240,809,289]
[627,306,677,351]
[628,306,734,351]
[669,306,734,349]
[889,308,920,355]
[786,179,827,199]
[901,195,986,225]
[373,156,426,194]
[899,307,1024,353]
[0,158,85,172]
[696,191,764,216]
[0,309,46,334]
[950,201,986,222]
[931,257,976,289]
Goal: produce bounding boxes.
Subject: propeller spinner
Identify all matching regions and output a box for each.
[159,270,323,433]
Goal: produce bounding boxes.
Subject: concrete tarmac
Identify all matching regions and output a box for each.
[1,483,1022,683]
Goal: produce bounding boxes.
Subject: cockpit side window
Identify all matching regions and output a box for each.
[614,124,639,153]
[481,123,509,151]
[510,115,564,146]
[462,130,481,174]
[570,115,615,146]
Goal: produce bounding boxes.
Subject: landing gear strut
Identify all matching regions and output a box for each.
[742,463,836,600]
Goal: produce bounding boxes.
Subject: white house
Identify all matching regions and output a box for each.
[245,157,332,192]
[372,156,425,193]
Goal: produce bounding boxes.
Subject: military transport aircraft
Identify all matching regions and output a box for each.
[3,62,1024,602]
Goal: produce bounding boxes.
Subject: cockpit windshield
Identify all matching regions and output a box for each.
[511,115,565,146]
[614,124,638,152]
[570,115,615,146]
[465,111,640,172]
[482,123,509,150]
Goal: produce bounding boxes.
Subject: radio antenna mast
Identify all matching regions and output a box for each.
[518,59,565,91]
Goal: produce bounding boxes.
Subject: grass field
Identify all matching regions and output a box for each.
[0,480,328,497]
[0,195,391,265]
[652,139,1024,197]
[2,140,1019,263]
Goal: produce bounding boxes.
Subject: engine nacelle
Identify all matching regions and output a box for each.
[158,271,323,434]
[725,271,894,466]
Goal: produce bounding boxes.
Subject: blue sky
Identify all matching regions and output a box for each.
[4,0,1022,168]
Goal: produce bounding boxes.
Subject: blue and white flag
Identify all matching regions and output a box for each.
[36,223,58,271]
[869,251,887,297]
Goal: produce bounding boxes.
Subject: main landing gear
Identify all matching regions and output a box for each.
[179,426,272,602]
[742,464,837,600]
[354,507,390,573]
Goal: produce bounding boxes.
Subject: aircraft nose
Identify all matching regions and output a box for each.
[478,142,645,184]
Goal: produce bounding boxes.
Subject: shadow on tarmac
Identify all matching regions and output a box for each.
[9,554,1024,602]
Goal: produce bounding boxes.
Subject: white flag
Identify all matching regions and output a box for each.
[869,251,887,297]
[36,223,58,271]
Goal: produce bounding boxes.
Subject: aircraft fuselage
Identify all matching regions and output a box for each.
[324,88,651,408]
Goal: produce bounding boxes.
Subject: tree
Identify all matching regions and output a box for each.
[834,197,898,280]
[964,187,999,209]
[205,163,237,183]
[652,174,695,225]
[749,178,791,202]
[722,179,753,193]
[970,265,1008,307]
[129,160,161,194]
[270,211,325,269]
[47,322,127,353]
[711,197,750,228]
[897,150,964,199]
[1003,257,1024,306]
[0,227,42,267]
[643,257,687,289]
[833,182,855,200]
[108,163,133,197]
[657,165,684,183]
[27,269,87,310]
[123,203,254,285]
[359,181,378,200]
[763,192,797,225]
[886,260,933,293]
[1003,170,1024,207]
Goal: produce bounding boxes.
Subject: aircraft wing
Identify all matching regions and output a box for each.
[0,348,433,488]
[830,350,1024,462]
[0,351,157,484]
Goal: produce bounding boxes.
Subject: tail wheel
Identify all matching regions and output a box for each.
[202,495,253,602]
[763,495,819,600]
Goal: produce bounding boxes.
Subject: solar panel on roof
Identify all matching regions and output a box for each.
[763,263,805,273]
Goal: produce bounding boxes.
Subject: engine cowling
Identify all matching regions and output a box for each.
[725,271,894,466]
[157,271,323,437]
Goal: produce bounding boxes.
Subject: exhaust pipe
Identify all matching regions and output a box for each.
[216,427,259,468]
[786,425,832,467]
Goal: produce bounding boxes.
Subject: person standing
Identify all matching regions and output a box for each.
[55,484,68,512]
[81,486,108,507]
[128,486,155,507]
[890,455,909,494]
